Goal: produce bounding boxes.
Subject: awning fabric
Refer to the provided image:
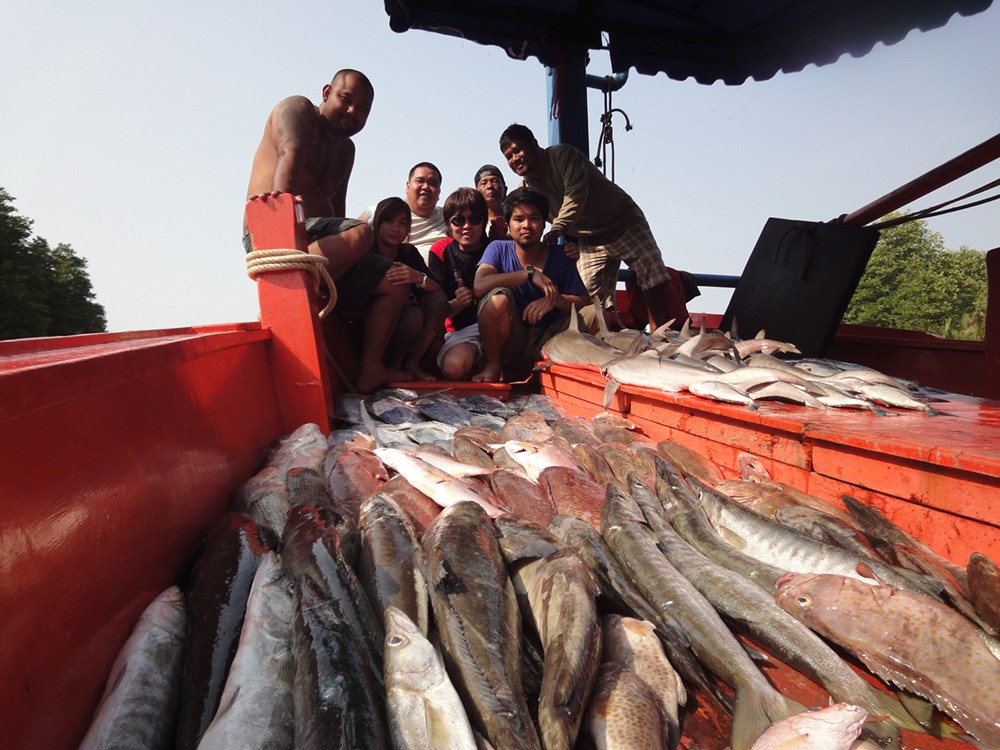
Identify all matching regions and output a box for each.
[384,0,993,85]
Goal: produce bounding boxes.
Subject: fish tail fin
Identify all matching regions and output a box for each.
[569,303,580,333]
[603,379,622,410]
[731,686,805,750]
[360,401,379,443]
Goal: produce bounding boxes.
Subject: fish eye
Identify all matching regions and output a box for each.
[387,634,406,647]
[795,595,812,609]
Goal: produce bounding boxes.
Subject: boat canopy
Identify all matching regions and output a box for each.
[384,0,993,85]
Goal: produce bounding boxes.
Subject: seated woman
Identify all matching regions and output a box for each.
[428,187,490,380]
[473,187,588,383]
[372,197,447,380]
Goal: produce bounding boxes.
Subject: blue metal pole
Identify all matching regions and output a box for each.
[545,45,589,152]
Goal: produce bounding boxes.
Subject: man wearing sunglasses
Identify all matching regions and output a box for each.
[473,187,588,383]
[499,123,672,332]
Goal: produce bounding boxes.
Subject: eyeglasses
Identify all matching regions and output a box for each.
[449,214,484,228]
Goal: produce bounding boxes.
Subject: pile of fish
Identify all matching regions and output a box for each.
[541,311,949,414]
[78,391,1000,750]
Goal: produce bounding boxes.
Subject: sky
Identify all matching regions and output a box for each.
[2,1,998,332]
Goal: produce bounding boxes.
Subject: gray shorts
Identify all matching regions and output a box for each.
[242,216,366,254]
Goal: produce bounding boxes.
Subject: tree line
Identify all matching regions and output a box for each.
[0,189,989,342]
[0,187,106,340]
[844,213,988,340]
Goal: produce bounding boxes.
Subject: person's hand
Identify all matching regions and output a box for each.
[563,238,580,260]
[386,261,417,286]
[531,269,558,304]
[454,286,475,308]
[522,297,554,325]
[542,227,564,246]
[247,192,302,203]
[488,217,508,240]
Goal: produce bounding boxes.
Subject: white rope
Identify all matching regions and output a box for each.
[246,247,337,319]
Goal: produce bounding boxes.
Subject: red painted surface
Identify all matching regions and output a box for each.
[246,194,332,432]
[541,363,1000,564]
[0,327,284,750]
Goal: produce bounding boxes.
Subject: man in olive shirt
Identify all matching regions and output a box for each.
[499,123,672,331]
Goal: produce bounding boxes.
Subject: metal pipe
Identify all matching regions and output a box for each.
[587,72,628,93]
[843,132,1000,226]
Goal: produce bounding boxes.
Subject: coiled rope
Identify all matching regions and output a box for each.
[245,247,337,318]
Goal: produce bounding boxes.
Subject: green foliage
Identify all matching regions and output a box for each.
[0,187,107,340]
[843,213,987,340]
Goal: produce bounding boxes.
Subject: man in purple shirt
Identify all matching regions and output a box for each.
[472,187,588,383]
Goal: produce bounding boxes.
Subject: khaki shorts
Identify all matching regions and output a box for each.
[577,218,671,306]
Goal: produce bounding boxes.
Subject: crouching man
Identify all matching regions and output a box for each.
[472,187,588,383]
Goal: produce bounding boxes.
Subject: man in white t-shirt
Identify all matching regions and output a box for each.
[361,162,449,262]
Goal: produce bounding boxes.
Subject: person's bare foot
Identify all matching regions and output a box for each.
[356,365,410,394]
[404,360,436,381]
[472,363,503,383]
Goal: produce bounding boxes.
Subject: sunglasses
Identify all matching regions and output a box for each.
[449,214,484,228]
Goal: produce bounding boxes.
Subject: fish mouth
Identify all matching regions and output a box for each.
[775,572,797,589]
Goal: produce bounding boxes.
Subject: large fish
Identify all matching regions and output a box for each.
[547,513,726,711]
[601,484,805,750]
[969,552,1000,634]
[78,586,187,750]
[586,663,671,750]
[601,615,685,750]
[525,550,604,750]
[197,552,295,750]
[383,606,477,750]
[748,704,867,750]
[538,466,605,530]
[501,411,555,442]
[631,475,917,747]
[280,502,384,686]
[266,422,329,475]
[175,513,274,750]
[654,439,724,485]
[357,492,429,635]
[504,440,586,481]
[376,447,504,517]
[292,576,390,750]
[690,476,944,597]
[380,474,442,537]
[325,445,389,520]
[840,494,969,593]
[233,466,291,539]
[423,502,541,750]
[490,468,558,528]
[540,305,626,369]
[655,459,789,591]
[775,572,1000,748]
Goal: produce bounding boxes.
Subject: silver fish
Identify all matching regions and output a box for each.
[602,484,805,750]
[358,492,429,635]
[423,502,541,750]
[383,606,477,750]
[78,586,187,750]
[632,476,916,747]
[197,552,295,750]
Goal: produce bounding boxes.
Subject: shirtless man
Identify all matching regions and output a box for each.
[244,69,410,392]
